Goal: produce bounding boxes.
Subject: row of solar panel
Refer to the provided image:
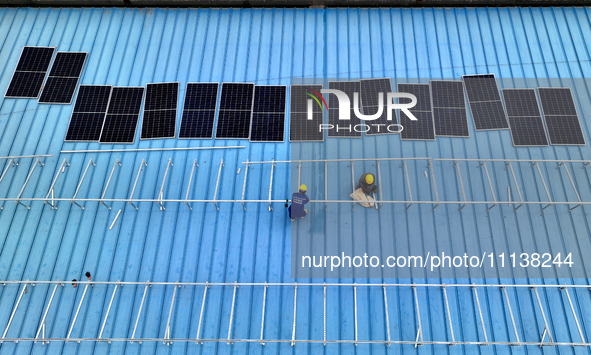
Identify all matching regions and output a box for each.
[5,47,87,104]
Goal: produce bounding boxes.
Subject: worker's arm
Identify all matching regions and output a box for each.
[304,195,310,204]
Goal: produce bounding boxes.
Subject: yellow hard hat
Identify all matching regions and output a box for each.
[365,174,374,185]
[299,184,307,192]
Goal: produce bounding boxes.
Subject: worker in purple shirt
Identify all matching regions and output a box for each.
[289,184,309,221]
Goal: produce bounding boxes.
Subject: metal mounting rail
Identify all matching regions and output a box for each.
[60,146,244,154]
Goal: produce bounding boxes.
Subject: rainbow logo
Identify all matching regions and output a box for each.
[306,88,328,111]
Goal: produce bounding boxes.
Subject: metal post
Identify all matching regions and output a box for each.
[67,284,89,342]
[502,286,520,345]
[507,162,524,211]
[383,283,391,346]
[213,159,224,211]
[164,284,178,345]
[377,160,384,207]
[323,283,327,346]
[185,159,198,210]
[44,158,69,209]
[98,283,119,342]
[2,283,27,342]
[196,282,208,344]
[268,159,275,212]
[351,161,356,209]
[71,159,96,210]
[442,286,455,345]
[291,283,297,346]
[413,285,423,347]
[158,159,173,211]
[36,283,58,344]
[0,158,17,185]
[560,162,582,211]
[227,282,238,344]
[298,161,301,188]
[472,285,488,344]
[241,160,249,210]
[131,281,149,343]
[534,162,553,210]
[109,209,122,230]
[403,160,413,210]
[100,159,121,210]
[428,159,440,211]
[129,160,147,211]
[454,161,467,211]
[324,161,328,210]
[563,287,586,345]
[480,161,497,211]
[354,283,358,346]
[260,282,267,345]
[15,158,43,209]
[532,286,554,347]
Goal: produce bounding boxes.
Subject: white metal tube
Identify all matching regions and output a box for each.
[61,147,244,154]
[241,160,249,210]
[507,162,524,210]
[260,282,267,345]
[72,159,95,210]
[129,159,147,210]
[383,284,391,346]
[98,283,119,340]
[109,210,122,230]
[502,286,520,344]
[532,286,554,345]
[227,283,238,344]
[2,283,27,340]
[100,159,121,210]
[158,159,173,211]
[377,161,383,207]
[268,159,274,211]
[131,282,149,342]
[35,283,59,342]
[563,287,585,344]
[472,285,488,344]
[185,159,198,210]
[442,286,455,344]
[428,159,440,210]
[403,160,413,210]
[67,284,89,341]
[354,283,358,346]
[291,283,297,346]
[44,158,69,209]
[561,162,582,210]
[351,161,355,209]
[196,283,208,344]
[455,161,467,210]
[164,285,178,344]
[16,158,43,209]
[213,159,224,211]
[0,159,17,185]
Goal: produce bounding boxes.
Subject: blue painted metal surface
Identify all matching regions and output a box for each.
[0,6,590,355]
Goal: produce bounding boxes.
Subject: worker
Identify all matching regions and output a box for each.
[289,184,309,221]
[357,173,377,195]
[72,279,77,288]
[85,272,91,280]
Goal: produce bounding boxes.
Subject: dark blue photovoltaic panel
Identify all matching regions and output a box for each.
[360,78,394,135]
[99,87,144,144]
[463,74,509,130]
[5,47,55,98]
[65,85,112,142]
[398,83,436,140]
[538,88,585,145]
[502,89,549,146]
[289,85,324,142]
[179,83,219,139]
[215,83,254,139]
[250,85,286,142]
[431,80,469,137]
[141,82,178,139]
[38,52,87,104]
[327,81,362,138]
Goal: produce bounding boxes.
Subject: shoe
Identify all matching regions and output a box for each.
[301,209,307,218]
[291,218,295,221]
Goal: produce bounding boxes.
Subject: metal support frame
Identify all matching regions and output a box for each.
[351,161,356,209]
[562,287,586,345]
[2,282,28,342]
[131,281,149,343]
[533,162,553,211]
[185,159,198,210]
[383,283,391,346]
[0,158,18,209]
[260,282,267,345]
[454,161,467,211]
[323,283,327,346]
[213,159,224,211]
[413,285,423,347]
[44,158,69,209]
[98,282,119,342]
[268,159,275,211]
[196,282,209,344]
[442,285,455,345]
[157,159,173,211]
[531,286,554,347]
[324,161,328,210]
[66,284,89,342]
[377,161,384,207]
[227,282,238,344]
[100,159,121,210]
[502,286,520,345]
[291,283,297,346]
[35,283,58,344]
[164,284,178,345]
[71,159,96,210]
[129,160,147,211]
[15,158,43,209]
[472,285,488,344]
[480,161,497,211]
[297,161,301,187]
[354,283,358,346]
[507,162,524,211]
[109,209,122,230]
[403,160,413,210]
[559,162,583,211]
[427,159,440,211]
[241,160,249,210]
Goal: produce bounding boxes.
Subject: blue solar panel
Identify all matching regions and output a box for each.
[140,82,179,139]
[5,46,55,98]
[215,83,254,139]
[38,52,87,104]
[179,83,219,139]
[250,85,286,142]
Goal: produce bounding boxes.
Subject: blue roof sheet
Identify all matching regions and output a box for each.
[0,6,591,355]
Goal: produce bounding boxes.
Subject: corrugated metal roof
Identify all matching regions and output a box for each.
[0,6,590,355]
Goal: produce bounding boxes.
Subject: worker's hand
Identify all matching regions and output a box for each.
[372,186,378,193]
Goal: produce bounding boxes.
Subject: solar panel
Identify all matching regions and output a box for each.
[360,78,394,135]
[431,80,470,137]
[538,88,585,145]
[140,82,178,139]
[502,89,549,147]
[397,83,436,140]
[289,85,324,142]
[99,87,144,144]
[215,83,254,139]
[5,47,55,98]
[38,52,87,104]
[179,83,219,139]
[462,74,509,130]
[250,85,286,142]
[65,85,112,142]
[327,81,362,138]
